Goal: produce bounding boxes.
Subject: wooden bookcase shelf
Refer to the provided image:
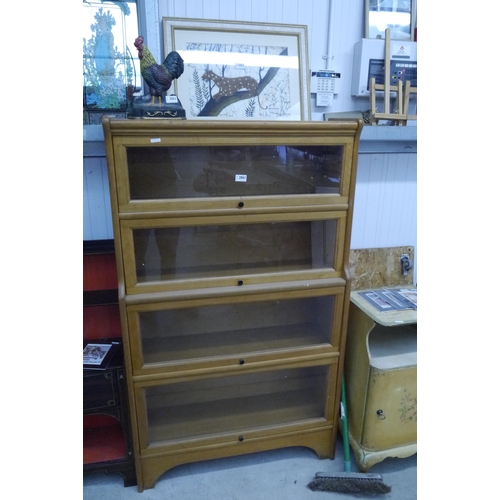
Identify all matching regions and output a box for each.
[103,117,363,491]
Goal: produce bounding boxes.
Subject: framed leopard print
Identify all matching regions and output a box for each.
[163,17,310,120]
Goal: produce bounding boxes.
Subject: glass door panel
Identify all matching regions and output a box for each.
[130,218,337,284]
[133,293,335,367]
[126,145,344,200]
[143,365,329,446]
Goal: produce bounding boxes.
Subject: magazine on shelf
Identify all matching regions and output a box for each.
[83,341,120,370]
[391,288,417,308]
[358,288,417,312]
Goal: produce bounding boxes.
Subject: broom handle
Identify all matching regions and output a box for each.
[340,375,352,472]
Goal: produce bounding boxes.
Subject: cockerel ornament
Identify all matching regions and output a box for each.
[134,36,184,105]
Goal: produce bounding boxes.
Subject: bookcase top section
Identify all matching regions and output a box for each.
[102,116,363,139]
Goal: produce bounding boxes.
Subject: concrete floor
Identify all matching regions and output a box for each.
[83,434,417,499]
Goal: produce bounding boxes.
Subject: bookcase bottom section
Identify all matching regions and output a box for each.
[143,364,330,446]
[137,426,335,491]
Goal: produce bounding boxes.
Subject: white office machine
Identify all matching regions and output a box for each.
[351,38,417,98]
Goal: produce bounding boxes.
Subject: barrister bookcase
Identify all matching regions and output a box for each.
[102,117,363,491]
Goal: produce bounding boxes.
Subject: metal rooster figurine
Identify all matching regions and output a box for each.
[127,36,186,119]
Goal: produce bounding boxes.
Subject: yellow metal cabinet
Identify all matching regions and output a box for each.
[345,291,416,471]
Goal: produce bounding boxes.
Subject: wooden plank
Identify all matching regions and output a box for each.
[403,80,411,116]
[396,80,405,125]
[370,77,377,125]
[384,28,391,114]
[349,246,414,290]
[372,112,408,121]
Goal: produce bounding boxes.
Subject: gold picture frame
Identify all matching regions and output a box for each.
[163,17,310,120]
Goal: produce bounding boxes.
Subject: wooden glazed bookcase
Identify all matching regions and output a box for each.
[102,117,363,491]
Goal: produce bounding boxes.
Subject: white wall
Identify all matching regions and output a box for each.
[83,157,113,240]
[354,152,417,282]
[84,0,417,283]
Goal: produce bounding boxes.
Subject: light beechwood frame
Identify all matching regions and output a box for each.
[102,117,363,491]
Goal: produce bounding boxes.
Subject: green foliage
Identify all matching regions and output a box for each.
[245,98,256,117]
[192,67,205,112]
[191,65,213,114]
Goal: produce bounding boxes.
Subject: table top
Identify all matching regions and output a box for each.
[351,288,417,327]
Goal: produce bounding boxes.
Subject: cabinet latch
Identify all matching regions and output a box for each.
[400,254,413,276]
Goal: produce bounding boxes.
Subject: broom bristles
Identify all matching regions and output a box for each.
[308,471,391,494]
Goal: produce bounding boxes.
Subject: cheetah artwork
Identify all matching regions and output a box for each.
[202,70,258,99]
[201,70,267,108]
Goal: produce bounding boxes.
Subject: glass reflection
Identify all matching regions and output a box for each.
[145,365,327,443]
[127,145,343,200]
[133,219,336,282]
[138,294,335,363]
[367,0,413,41]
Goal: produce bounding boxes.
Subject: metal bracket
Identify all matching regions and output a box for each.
[400,254,413,276]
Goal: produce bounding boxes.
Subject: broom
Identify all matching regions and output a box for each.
[307,376,391,494]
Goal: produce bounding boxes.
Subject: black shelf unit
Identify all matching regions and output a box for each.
[83,239,136,487]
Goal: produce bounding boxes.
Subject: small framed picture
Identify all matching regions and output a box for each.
[365,0,416,41]
[83,342,120,370]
